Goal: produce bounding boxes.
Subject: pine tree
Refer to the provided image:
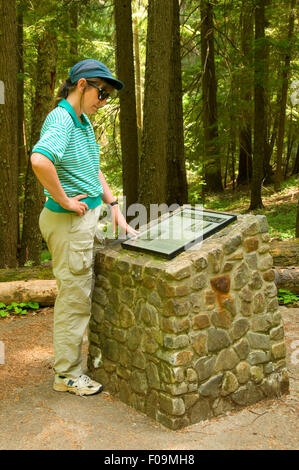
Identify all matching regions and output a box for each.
[0,0,19,267]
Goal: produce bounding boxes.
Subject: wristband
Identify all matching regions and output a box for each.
[109,200,118,207]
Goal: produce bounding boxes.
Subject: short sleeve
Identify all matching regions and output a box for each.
[32,122,70,164]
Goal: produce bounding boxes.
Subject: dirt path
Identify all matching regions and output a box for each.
[0,306,298,450]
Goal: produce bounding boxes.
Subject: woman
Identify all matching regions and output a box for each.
[31,59,138,396]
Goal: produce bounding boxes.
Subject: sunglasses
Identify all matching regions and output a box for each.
[86,81,112,101]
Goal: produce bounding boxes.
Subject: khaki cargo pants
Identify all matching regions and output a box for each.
[39,206,101,379]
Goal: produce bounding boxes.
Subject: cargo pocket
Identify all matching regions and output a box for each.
[68,240,94,275]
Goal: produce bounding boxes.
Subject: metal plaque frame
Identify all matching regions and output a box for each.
[121,207,237,260]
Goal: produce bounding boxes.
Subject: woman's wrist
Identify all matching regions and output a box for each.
[109,200,118,207]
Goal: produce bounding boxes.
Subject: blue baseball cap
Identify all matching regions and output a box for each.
[68,59,124,91]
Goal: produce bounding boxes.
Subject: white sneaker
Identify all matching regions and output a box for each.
[53,374,103,396]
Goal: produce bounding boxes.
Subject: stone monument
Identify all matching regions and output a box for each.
[87,211,289,430]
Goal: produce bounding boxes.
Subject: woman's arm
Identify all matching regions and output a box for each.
[98,169,117,204]
[31,153,88,216]
[99,169,138,237]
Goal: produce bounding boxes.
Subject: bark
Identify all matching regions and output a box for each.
[262,21,272,185]
[69,1,79,66]
[0,280,57,306]
[284,109,294,178]
[0,0,19,268]
[20,30,58,266]
[114,0,139,212]
[138,0,173,217]
[274,0,296,191]
[264,110,278,183]
[291,142,299,175]
[274,267,299,295]
[270,239,299,266]
[237,0,253,186]
[296,196,299,238]
[249,0,267,210]
[133,17,143,157]
[200,0,223,193]
[166,0,188,206]
[17,7,26,176]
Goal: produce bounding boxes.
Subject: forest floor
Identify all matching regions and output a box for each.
[203,175,299,240]
[0,305,298,450]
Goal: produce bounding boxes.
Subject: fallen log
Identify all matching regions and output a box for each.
[0,266,298,308]
[270,239,299,267]
[0,280,57,306]
[274,267,299,294]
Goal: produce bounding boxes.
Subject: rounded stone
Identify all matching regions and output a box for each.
[233,338,250,360]
[192,273,207,290]
[231,318,250,341]
[207,328,231,352]
[199,373,223,398]
[215,348,239,371]
[271,342,286,359]
[159,393,185,416]
[233,263,250,290]
[192,314,210,330]
[210,275,230,294]
[130,370,148,395]
[221,371,239,396]
[189,332,207,357]
[236,361,250,384]
[244,237,259,253]
[250,365,264,383]
[247,331,270,350]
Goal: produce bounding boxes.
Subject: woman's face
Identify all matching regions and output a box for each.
[80,79,115,114]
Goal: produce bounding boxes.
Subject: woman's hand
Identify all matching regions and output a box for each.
[61,194,88,216]
[110,204,139,238]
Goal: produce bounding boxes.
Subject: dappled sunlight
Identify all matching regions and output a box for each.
[0,309,54,399]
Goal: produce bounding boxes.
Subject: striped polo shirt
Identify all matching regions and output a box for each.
[32,98,103,213]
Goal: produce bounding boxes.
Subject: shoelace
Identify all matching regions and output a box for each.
[78,374,92,385]
[75,375,92,398]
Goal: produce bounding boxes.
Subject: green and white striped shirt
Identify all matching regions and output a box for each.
[32,98,103,213]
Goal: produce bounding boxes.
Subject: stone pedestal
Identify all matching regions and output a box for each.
[87,214,289,430]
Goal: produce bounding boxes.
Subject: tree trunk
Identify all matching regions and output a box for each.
[17,7,26,176]
[133,17,143,158]
[284,108,294,178]
[166,0,188,206]
[114,0,139,212]
[274,0,296,191]
[20,30,58,266]
[138,0,173,218]
[249,0,268,210]
[0,0,19,268]
[296,196,299,238]
[200,0,223,193]
[264,109,278,184]
[238,0,253,186]
[292,142,299,175]
[69,1,79,66]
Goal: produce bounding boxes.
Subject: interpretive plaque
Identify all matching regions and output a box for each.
[121,207,237,259]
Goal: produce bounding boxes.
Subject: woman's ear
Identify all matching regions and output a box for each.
[77,78,87,93]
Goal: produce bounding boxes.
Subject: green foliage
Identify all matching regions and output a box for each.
[277,289,299,306]
[18,0,298,242]
[0,301,39,318]
[24,260,34,267]
[41,250,51,263]
[204,175,299,239]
